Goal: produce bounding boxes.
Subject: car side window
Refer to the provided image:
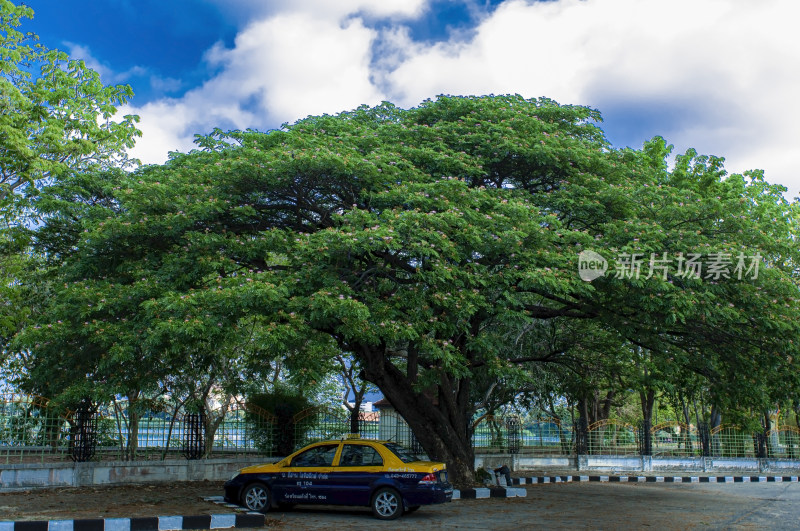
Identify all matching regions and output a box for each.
[339,444,384,467]
[290,444,339,467]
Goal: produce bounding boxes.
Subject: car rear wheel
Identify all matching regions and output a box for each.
[371,487,403,520]
[242,483,271,513]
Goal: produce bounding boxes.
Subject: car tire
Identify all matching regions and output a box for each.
[371,487,403,520]
[242,483,271,513]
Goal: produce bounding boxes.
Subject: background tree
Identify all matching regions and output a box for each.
[1,0,139,214]
[336,353,378,434]
[1,1,140,392]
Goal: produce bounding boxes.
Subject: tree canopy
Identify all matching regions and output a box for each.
[1,0,140,369]
[9,95,800,485]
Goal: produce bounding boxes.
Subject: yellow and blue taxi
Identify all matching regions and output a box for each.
[223,436,453,520]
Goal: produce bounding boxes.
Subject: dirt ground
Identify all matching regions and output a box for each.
[0,481,271,522]
[3,479,800,529]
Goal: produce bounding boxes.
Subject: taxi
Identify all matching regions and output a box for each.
[223,436,453,520]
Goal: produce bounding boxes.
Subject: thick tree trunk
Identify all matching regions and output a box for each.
[709,404,722,455]
[680,396,693,453]
[358,345,475,487]
[577,390,615,455]
[349,397,362,434]
[126,412,139,461]
[125,391,141,461]
[578,390,615,426]
[640,388,655,423]
[639,387,655,455]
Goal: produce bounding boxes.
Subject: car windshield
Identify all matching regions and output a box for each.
[384,443,422,463]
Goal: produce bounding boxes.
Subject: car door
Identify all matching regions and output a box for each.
[273,443,340,504]
[328,443,385,506]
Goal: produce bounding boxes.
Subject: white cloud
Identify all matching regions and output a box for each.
[63,42,147,85]
[377,0,800,196]
[127,0,800,196]
[127,11,383,164]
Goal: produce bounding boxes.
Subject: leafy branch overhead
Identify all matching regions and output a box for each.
[0,0,140,213]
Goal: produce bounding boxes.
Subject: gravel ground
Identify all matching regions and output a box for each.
[3,479,800,529]
[0,481,261,522]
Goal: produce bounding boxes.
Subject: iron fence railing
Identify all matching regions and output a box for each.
[0,394,278,464]
[1,394,798,463]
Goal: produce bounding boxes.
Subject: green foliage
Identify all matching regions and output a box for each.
[474,467,493,484]
[0,402,67,446]
[9,93,800,484]
[1,1,140,386]
[247,389,313,456]
[0,0,140,214]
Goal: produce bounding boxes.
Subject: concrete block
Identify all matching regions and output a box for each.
[104,518,132,531]
[210,514,237,529]
[158,516,182,530]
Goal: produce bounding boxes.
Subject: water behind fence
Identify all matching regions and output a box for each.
[1,394,798,463]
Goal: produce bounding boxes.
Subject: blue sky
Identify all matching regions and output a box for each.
[23,0,800,197]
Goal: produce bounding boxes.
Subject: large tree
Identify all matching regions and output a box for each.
[14,96,800,485]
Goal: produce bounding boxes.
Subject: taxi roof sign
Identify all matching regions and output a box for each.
[344,433,361,439]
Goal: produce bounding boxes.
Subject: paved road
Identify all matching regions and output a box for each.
[259,482,800,530]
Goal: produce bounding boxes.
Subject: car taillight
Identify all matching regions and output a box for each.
[419,473,438,485]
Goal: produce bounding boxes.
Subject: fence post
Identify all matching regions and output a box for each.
[638,419,652,456]
[505,416,521,455]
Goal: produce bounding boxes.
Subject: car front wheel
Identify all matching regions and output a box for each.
[371,487,403,520]
[242,483,271,513]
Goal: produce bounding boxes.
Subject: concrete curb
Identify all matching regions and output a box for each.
[0,513,265,531]
[508,474,800,485]
[453,486,527,499]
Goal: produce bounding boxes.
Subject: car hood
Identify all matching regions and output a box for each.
[239,463,284,474]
